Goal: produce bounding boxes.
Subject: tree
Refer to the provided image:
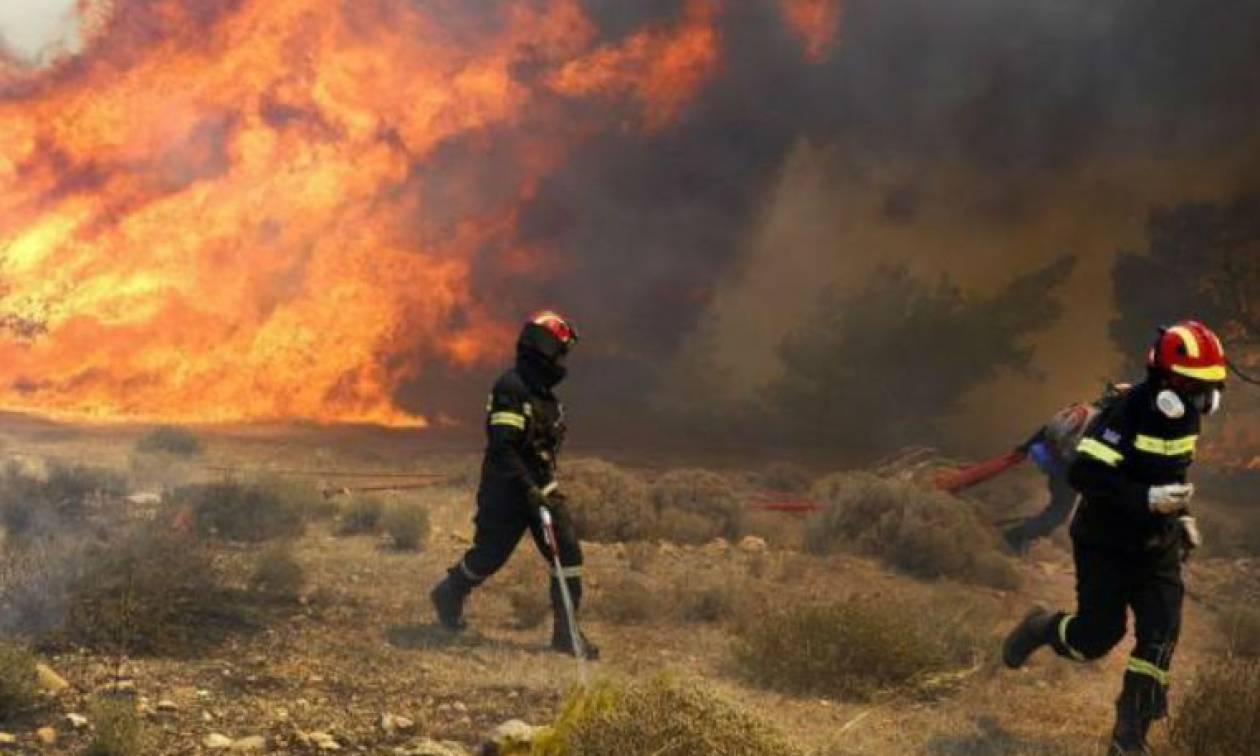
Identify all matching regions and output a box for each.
[767,256,1076,454]
[1112,196,1260,373]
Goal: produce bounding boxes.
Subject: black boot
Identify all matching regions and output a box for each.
[429,568,474,632]
[1002,606,1057,669]
[549,576,599,660]
[1108,707,1152,755]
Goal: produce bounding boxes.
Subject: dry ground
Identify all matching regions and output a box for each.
[0,421,1255,755]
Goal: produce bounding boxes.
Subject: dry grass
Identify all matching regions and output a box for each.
[674,574,743,624]
[806,472,1021,589]
[134,425,202,456]
[534,675,802,756]
[383,500,430,551]
[249,544,306,601]
[592,575,655,625]
[732,593,989,701]
[0,641,41,721]
[85,697,149,756]
[1219,605,1260,658]
[338,494,385,535]
[564,459,656,543]
[1171,659,1260,755]
[651,469,745,544]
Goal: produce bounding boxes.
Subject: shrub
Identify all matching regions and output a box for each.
[179,481,304,542]
[384,502,430,551]
[0,642,41,721]
[1220,605,1260,658]
[85,698,148,756]
[806,473,1021,589]
[507,585,551,631]
[756,462,814,494]
[651,470,745,544]
[62,525,252,657]
[0,462,125,539]
[593,576,655,625]
[338,495,384,535]
[535,676,801,756]
[134,426,202,457]
[732,594,985,700]
[249,545,306,601]
[564,459,656,543]
[675,576,741,624]
[1171,660,1260,756]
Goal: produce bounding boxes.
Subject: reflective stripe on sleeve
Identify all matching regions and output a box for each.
[1134,434,1198,457]
[489,411,526,430]
[1077,438,1124,467]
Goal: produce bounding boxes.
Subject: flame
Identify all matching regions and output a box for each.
[0,0,820,426]
[779,0,843,61]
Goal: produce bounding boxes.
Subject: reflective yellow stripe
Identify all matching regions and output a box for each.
[1171,363,1227,382]
[1134,434,1198,457]
[1169,326,1201,359]
[552,565,582,579]
[1126,657,1170,686]
[489,411,526,430]
[1059,614,1084,661]
[1077,438,1124,467]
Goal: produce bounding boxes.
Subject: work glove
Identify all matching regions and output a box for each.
[1148,483,1194,515]
[1178,515,1202,561]
[526,483,565,514]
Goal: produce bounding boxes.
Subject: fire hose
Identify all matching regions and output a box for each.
[1228,358,1260,388]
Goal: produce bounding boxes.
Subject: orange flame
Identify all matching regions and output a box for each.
[0,0,820,426]
[779,0,843,61]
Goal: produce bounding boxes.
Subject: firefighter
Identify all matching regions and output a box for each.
[429,311,598,659]
[1003,385,1131,554]
[1002,321,1227,755]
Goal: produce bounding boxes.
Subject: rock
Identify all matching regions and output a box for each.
[157,699,179,712]
[65,713,89,730]
[451,702,468,714]
[35,727,56,746]
[35,663,70,695]
[307,732,341,751]
[230,735,267,751]
[486,719,545,749]
[394,738,468,756]
[0,733,15,748]
[204,733,234,749]
[379,714,415,735]
[738,535,768,554]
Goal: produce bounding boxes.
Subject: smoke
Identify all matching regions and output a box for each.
[2,0,1259,452]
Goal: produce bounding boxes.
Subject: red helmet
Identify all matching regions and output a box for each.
[1147,320,1227,383]
[527,311,579,349]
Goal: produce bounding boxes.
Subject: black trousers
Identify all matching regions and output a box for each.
[1005,471,1079,546]
[451,481,585,618]
[1049,543,1183,719]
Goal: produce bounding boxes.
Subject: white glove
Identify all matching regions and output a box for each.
[1148,483,1194,514]
[1179,515,1202,553]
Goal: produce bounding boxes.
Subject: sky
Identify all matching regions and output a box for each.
[0,0,81,64]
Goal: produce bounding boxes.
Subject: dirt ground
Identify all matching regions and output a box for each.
[0,420,1255,755]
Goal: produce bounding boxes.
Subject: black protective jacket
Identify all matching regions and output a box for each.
[480,357,566,500]
[1068,380,1201,555]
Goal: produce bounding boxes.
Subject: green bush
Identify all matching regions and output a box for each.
[383,502,430,551]
[0,462,126,539]
[1171,659,1260,756]
[651,469,745,544]
[249,545,306,601]
[179,481,304,542]
[134,426,202,457]
[564,459,657,543]
[62,525,251,657]
[733,594,985,700]
[85,698,148,756]
[535,676,801,756]
[0,642,41,721]
[338,495,384,535]
[806,472,1021,589]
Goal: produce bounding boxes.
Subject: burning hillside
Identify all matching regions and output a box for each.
[0,0,836,426]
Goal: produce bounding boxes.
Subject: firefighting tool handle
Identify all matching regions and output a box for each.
[540,506,586,661]
[1178,515,1202,562]
[1148,483,1194,515]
